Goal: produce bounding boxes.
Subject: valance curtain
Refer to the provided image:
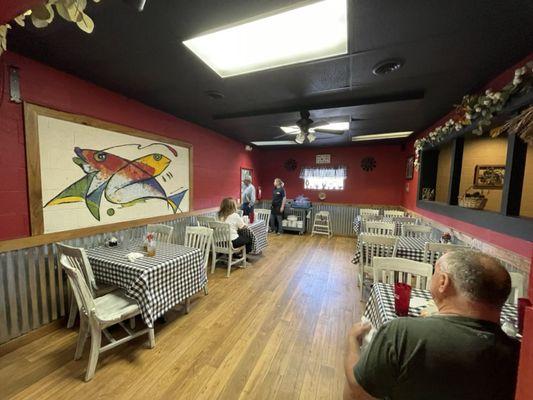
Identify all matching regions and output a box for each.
[299,166,347,179]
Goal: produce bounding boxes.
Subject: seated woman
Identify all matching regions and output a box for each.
[217,197,252,254]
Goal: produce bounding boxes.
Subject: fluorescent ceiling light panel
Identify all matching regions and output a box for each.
[251,141,298,146]
[351,131,413,141]
[183,0,348,78]
[310,121,350,132]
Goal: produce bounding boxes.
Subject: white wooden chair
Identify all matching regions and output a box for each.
[373,257,433,290]
[423,242,469,265]
[393,216,419,225]
[358,234,398,291]
[197,215,216,228]
[60,250,154,382]
[185,226,213,295]
[508,272,525,305]
[383,210,405,218]
[360,208,380,218]
[311,211,332,237]
[56,243,117,329]
[402,224,432,239]
[146,224,173,243]
[208,221,247,277]
[254,209,271,228]
[364,221,395,236]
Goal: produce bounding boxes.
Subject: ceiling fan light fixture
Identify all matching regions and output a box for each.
[295,133,306,144]
[307,132,316,143]
[280,125,301,134]
[182,0,348,78]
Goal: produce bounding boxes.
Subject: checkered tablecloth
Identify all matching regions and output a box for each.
[352,236,434,264]
[363,283,518,330]
[87,241,205,327]
[353,216,403,236]
[242,220,268,255]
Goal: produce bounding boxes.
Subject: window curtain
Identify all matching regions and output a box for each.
[299,166,347,179]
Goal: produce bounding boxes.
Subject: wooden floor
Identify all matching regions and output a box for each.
[0,234,361,400]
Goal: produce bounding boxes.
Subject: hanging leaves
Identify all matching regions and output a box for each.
[0,0,100,57]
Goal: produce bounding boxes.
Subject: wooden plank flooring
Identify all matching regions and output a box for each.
[0,234,361,400]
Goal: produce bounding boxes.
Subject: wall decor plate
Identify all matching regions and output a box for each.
[361,156,376,172]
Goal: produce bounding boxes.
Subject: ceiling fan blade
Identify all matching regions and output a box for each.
[313,129,345,135]
[273,132,291,139]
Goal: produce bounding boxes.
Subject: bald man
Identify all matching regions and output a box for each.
[344,250,520,400]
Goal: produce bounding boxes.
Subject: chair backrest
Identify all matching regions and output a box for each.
[383,210,405,218]
[508,272,525,305]
[372,257,433,290]
[393,217,419,224]
[146,224,174,243]
[60,254,96,318]
[402,224,432,238]
[185,226,213,269]
[364,221,395,236]
[237,210,244,217]
[208,221,232,251]
[360,208,380,217]
[197,215,216,228]
[56,243,98,295]
[359,234,398,267]
[423,242,469,264]
[255,209,271,227]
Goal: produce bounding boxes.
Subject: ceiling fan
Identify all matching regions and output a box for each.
[275,110,349,144]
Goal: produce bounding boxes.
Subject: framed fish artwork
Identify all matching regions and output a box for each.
[24,104,192,235]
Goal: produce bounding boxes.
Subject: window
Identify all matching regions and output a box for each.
[300,166,347,190]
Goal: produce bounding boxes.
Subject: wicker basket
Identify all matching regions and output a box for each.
[458,186,488,210]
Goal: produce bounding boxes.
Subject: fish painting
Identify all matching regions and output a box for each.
[45,144,187,221]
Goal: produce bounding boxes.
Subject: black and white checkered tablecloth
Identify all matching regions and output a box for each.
[352,237,434,264]
[363,283,518,330]
[87,241,205,327]
[242,220,268,254]
[353,216,403,236]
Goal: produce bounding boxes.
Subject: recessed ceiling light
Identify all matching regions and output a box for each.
[372,59,404,76]
[204,90,225,99]
[183,0,348,78]
[351,131,413,141]
[251,140,298,146]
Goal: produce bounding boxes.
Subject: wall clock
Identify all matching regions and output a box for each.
[361,157,376,172]
[284,158,297,171]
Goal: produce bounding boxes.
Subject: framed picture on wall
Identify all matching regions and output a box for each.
[24,103,193,235]
[240,168,253,202]
[473,165,505,188]
[405,155,415,180]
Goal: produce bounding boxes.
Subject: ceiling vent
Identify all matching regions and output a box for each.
[372,59,404,76]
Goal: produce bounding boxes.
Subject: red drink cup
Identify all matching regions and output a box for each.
[394,283,412,316]
[517,298,532,335]
[250,211,255,223]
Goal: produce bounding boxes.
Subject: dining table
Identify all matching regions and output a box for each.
[353,215,404,236]
[241,220,268,255]
[87,240,205,327]
[352,236,440,265]
[363,283,519,331]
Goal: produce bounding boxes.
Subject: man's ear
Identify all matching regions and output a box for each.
[438,271,451,294]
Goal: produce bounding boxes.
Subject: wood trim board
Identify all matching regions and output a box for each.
[23,103,194,237]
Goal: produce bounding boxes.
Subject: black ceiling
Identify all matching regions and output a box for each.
[8,0,533,147]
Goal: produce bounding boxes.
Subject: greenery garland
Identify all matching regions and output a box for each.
[0,0,100,56]
[414,61,533,170]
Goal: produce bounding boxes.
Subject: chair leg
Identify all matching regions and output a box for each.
[226,252,232,277]
[243,248,247,268]
[129,317,136,330]
[74,316,89,360]
[147,328,155,349]
[67,295,78,329]
[85,326,101,382]
[184,297,191,314]
[203,283,208,295]
[211,246,216,274]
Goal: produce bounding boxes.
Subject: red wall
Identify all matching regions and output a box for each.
[0,52,257,240]
[256,144,405,205]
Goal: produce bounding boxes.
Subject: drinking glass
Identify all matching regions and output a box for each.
[394,282,412,316]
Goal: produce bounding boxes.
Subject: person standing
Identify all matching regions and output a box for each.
[270,178,286,235]
[241,176,256,220]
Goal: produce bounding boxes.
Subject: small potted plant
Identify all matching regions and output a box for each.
[144,232,156,256]
[440,232,452,244]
